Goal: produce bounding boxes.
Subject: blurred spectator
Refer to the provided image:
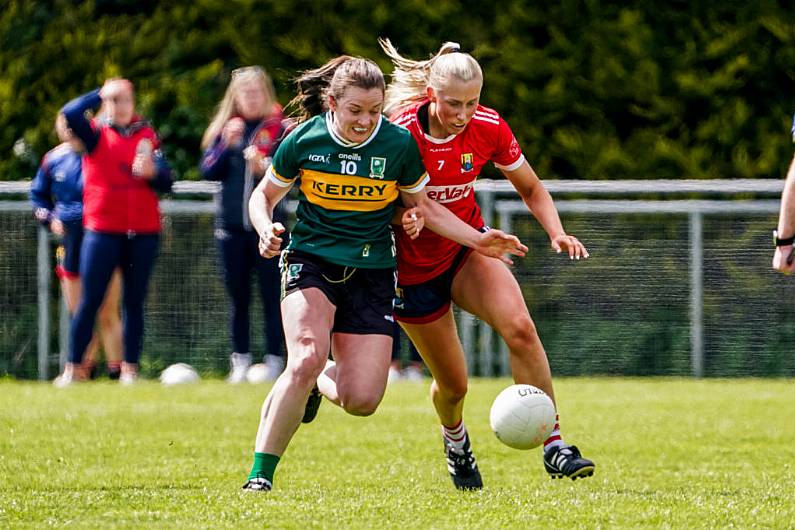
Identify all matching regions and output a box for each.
[56,78,173,385]
[200,66,288,383]
[31,113,124,382]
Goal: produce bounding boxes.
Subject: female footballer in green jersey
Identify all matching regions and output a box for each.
[242,56,526,492]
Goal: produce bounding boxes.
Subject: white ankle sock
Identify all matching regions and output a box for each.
[442,420,468,452]
[543,414,564,454]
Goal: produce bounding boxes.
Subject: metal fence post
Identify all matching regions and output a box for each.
[37,225,50,380]
[689,211,704,378]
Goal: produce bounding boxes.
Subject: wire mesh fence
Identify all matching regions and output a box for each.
[2,180,795,379]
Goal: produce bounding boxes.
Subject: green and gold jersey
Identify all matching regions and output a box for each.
[268,112,428,268]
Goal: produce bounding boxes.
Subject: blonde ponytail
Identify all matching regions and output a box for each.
[379,38,482,117]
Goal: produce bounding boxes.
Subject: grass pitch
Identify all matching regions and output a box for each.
[1,377,794,529]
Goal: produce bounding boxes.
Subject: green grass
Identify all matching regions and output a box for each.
[1,378,794,529]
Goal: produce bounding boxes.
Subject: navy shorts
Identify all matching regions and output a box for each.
[56,219,84,279]
[279,249,396,336]
[394,245,473,324]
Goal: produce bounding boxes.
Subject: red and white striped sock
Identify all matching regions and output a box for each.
[441,420,468,452]
[543,414,564,454]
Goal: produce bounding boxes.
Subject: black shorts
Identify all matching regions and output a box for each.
[394,245,473,324]
[279,249,396,336]
[56,220,84,279]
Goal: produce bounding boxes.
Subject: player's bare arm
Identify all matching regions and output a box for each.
[249,176,290,258]
[400,188,527,265]
[502,161,589,260]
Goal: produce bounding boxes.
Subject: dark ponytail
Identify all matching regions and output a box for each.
[288,56,385,123]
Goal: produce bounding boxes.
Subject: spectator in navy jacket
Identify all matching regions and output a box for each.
[56,78,173,385]
[200,66,287,383]
[31,113,123,383]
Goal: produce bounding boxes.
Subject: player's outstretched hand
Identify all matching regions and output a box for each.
[402,207,424,240]
[772,245,795,275]
[258,222,285,259]
[475,230,527,265]
[551,234,589,261]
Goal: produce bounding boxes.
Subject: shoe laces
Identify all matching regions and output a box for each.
[550,445,583,470]
[245,476,272,491]
[446,445,476,470]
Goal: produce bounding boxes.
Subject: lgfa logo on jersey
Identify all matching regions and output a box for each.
[461,153,474,173]
[370,157,386,179]
[308,153,331,164]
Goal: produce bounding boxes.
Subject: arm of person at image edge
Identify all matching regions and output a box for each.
[773,152,795,274]
[61,84,173,193]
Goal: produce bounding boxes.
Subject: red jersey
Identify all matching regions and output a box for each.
[391,101,524,285]
[82,120,164,234]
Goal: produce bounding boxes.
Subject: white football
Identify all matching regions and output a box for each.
[159,363,200,386]
[489,384,556,450]
[246,363,270,384]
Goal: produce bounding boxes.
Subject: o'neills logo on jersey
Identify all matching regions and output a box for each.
[425,180,475,204]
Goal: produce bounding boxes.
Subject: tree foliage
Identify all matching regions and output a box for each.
[2,0,794,181]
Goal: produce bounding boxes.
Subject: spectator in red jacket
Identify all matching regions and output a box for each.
[56,78,173,385]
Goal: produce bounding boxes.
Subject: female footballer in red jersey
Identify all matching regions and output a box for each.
[380,39,595,489]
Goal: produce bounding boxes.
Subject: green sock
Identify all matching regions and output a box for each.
[248,452,280,483]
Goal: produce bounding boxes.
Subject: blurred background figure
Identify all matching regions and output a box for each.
[31,113,124,383]
[200,66,288,383]
[57,78,173,385]
[388,323,425,383]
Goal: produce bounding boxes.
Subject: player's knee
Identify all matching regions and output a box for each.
[340,391,381,416]
[284,343,326,388]
[503,315,541,351]
[342,400,379,417]
[435,378,468,403]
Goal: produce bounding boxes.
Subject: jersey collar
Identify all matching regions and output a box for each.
[423,131,457,144]
[325,112,382,149]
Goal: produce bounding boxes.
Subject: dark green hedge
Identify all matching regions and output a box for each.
[2,0,794,182]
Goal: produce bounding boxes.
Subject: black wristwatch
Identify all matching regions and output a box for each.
[773,229,795,247]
